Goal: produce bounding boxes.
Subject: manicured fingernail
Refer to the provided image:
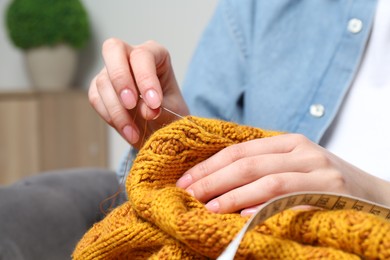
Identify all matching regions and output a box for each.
[291,205,315,211]
[240,208,258,217]
[145,89,160,109]
[120,89,137,109]
[205,200,220,213]
[123,125,139,144]
[176,174,192,188]
[186,189,195,197]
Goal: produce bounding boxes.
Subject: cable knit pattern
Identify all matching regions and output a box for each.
[73,116,390,259]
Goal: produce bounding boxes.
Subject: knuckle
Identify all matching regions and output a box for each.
[196,161,210,176]
[289,133,309,145]
[325,170,346,191]
[225,191,240,210]
[315,152,331,167]
[144,40,166,51]
[95,73,107,89]
[109,68,129,87]
[134,72,155,88]
[305,150,332,168]
[88,89,99,108]
[226,144,246,162]
[144,39,158,46]
[198,178,214,199]
[235,158,259,180]
[263,175,285,195]
[106,107,129,130]
[132,41,170,73]
[129,46,148,60]
[102,38,123,54]
[110,107,126,124]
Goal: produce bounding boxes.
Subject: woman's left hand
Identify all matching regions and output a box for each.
[176,133,389,216]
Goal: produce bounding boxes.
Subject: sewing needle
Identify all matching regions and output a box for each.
[161,106,186,120]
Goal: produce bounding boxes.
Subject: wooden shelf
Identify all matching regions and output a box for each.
[0,90,108,184]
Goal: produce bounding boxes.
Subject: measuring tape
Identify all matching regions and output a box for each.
[217,191,390,259]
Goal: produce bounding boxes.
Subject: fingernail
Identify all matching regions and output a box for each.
[186,189,195,197]
[123,125,139,144]
[205,200,220,213]
[120,89,137,109]
[176,174,192,188]
[291,205,316,211]
[240,208,258,217]
[145,89,160,109]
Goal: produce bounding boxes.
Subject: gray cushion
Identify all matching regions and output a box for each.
[0,168,121,260]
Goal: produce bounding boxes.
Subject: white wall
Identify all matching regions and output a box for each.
[0,0,218,170]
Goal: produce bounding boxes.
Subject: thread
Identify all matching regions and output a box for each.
[98,101,147,215]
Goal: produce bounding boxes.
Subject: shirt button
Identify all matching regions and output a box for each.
[348,18,363,34]
[310,104,325,118]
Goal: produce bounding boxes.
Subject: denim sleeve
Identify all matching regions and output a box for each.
[116,147,138,184]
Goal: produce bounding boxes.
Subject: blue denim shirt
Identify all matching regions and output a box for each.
[182,0,377,143]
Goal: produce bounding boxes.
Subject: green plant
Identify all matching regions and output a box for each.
[6,0,90,49]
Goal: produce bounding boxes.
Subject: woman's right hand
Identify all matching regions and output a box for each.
[89,38,189,149]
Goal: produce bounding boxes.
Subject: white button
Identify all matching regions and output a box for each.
[310,104,325,118]
[348,18,363,34]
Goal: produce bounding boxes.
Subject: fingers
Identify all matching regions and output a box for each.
[88,75,111,124]
[94,68,140,144]
[102,38,166,110]
[176,134,349,214]
[205,169,345,214]
[177,135,298,189]
[182,150,307,204]
[206,172,304,214]
[91,38,180,145]
[129,41,167,109]
[102,38,138,110]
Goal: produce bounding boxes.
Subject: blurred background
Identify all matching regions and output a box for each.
[0,0,218,184]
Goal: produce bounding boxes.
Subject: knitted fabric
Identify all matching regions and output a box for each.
[73,116,390,259]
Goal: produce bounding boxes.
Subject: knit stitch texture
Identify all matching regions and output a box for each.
[73,116,390,259]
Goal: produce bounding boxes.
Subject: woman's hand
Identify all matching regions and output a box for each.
[176,133,390,215]
[89,38,189,149]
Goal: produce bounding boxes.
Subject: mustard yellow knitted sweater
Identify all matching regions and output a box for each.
[73,116,390,259]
